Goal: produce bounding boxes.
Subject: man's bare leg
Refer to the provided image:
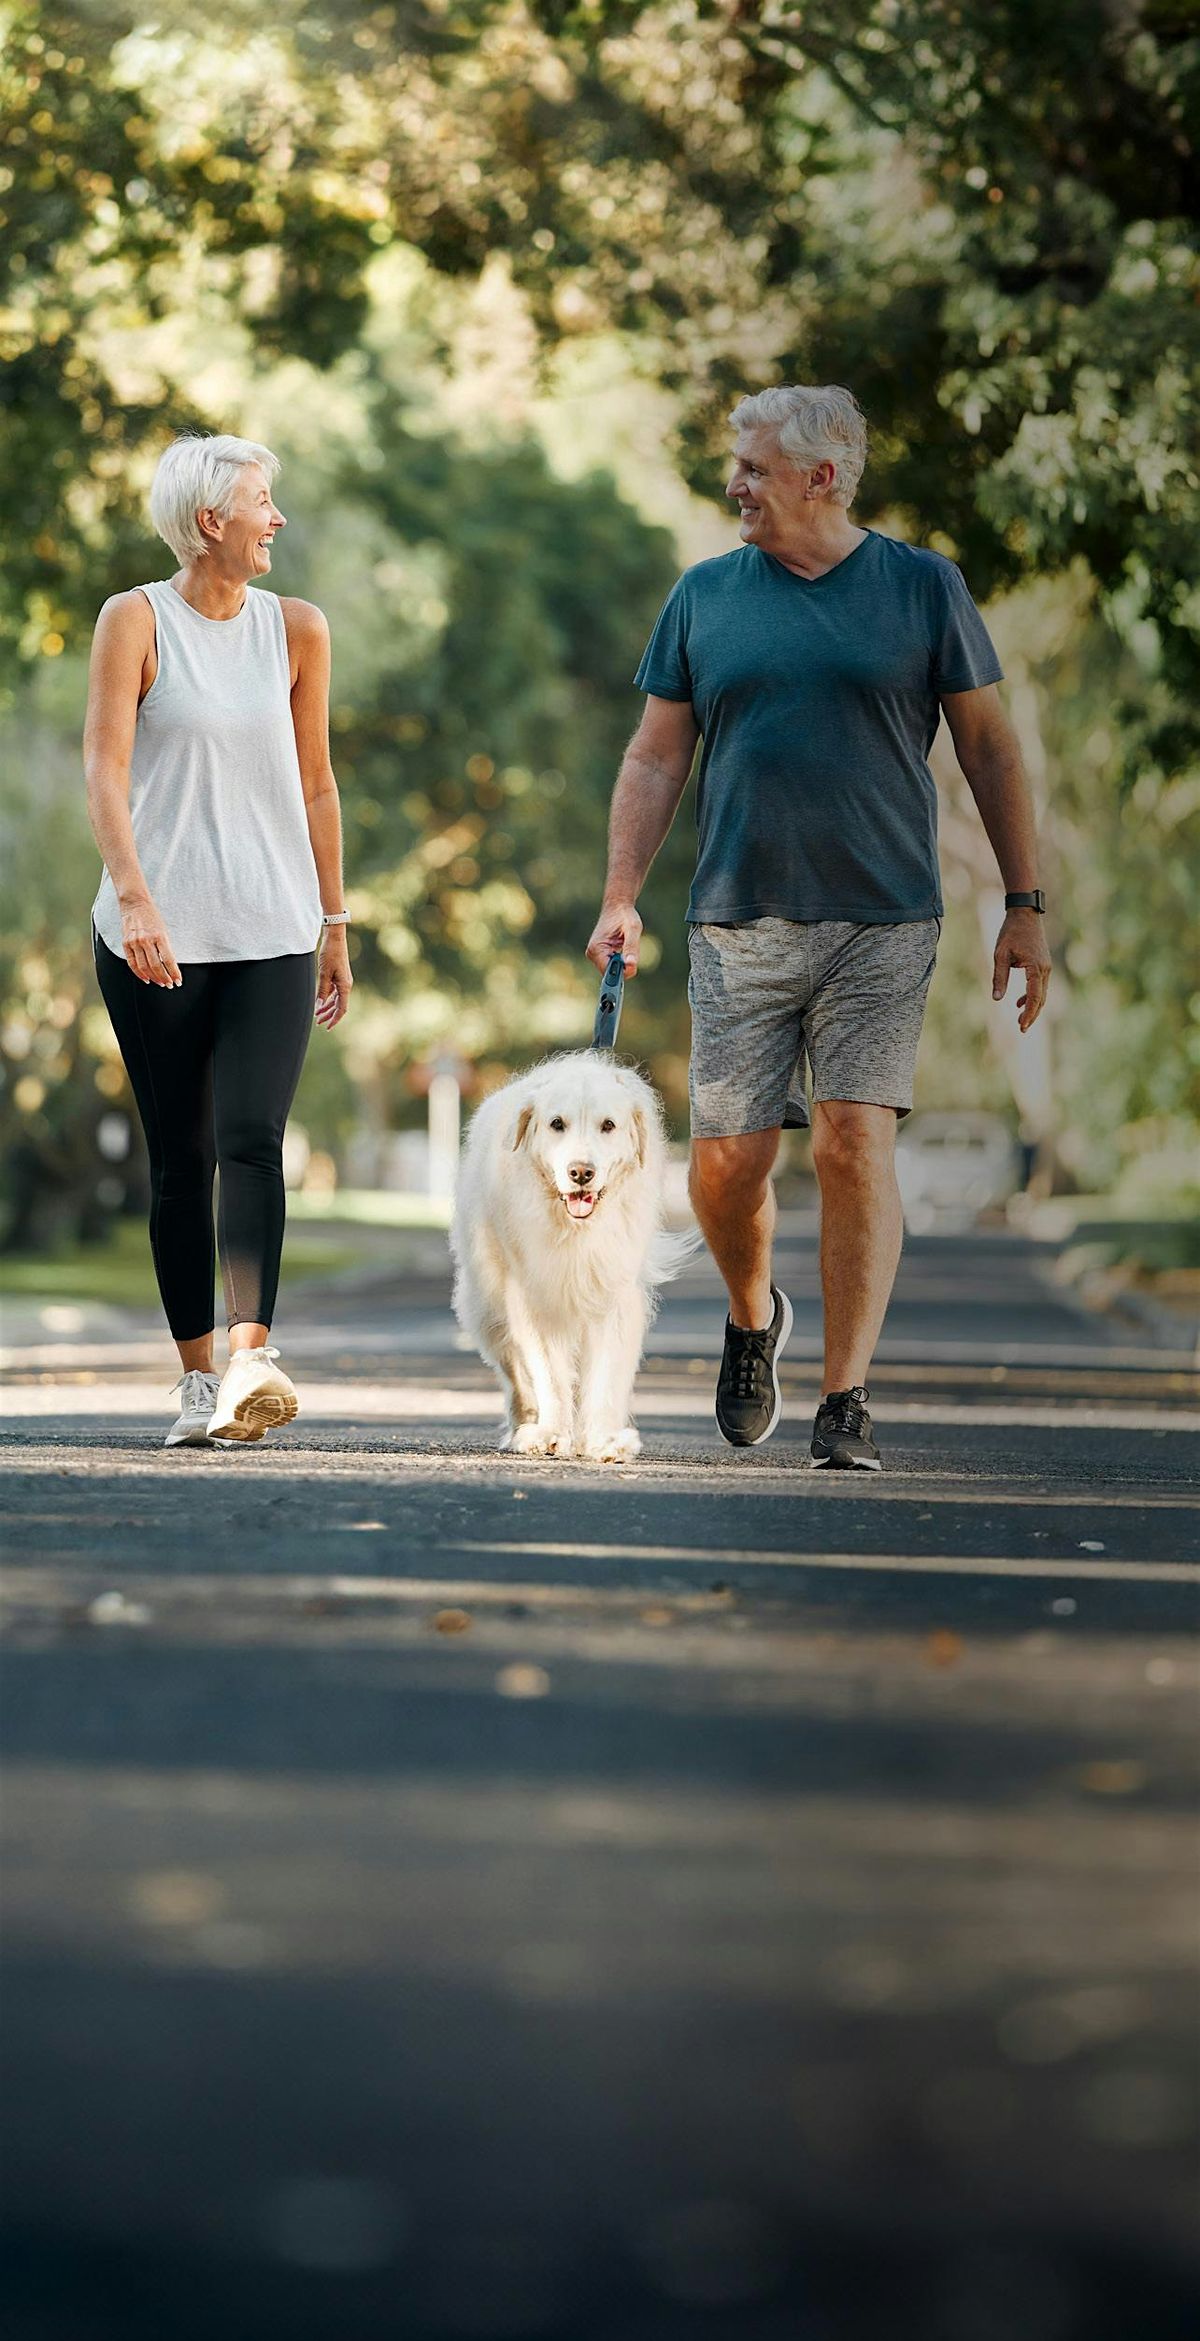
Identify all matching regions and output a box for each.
[811,1100,903,1395]
[688,1129,781,1329]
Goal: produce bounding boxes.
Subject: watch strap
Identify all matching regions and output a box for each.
[1005,890,1046,912]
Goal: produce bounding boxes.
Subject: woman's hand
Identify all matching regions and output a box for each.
[120,893,182,987]
[315,932,353,1029]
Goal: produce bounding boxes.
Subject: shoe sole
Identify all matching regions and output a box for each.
[207,1388,299,1444]
[716,1289,794,1448]
[810,1451,883,1472]
[165,1421,215,1448]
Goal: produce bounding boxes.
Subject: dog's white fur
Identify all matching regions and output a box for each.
[450,1052,694,1462]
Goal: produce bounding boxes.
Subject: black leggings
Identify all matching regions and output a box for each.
[94,933,314,1341]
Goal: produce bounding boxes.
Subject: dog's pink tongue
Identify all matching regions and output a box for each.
[565,1191,596,1219]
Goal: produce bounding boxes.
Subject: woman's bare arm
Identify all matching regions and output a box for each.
[83,593,181,986]
[283,596,353,1029]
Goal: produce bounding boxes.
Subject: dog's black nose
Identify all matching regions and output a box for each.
[568,1162,595,1187]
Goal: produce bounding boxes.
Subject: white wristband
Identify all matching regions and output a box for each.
[322,911,351,927]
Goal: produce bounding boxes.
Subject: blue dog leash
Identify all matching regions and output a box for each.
[592,953,626,1051]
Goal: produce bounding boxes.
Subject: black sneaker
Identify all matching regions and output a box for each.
[715,1287,793,1447]
[811,1386,882,1471]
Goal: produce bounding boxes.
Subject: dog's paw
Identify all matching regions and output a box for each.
[505,1421,572,1458]
[578,1427,642,1464]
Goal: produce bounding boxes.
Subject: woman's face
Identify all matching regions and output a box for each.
[203,463,286,578]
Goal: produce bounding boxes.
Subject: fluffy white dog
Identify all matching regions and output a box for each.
[450,1052,694,1462]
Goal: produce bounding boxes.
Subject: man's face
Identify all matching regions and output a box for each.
[727,426,824,548]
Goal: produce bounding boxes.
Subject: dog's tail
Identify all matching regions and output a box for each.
[646,1225,705,1288]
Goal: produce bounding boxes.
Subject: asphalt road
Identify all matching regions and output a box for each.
[2,1219,1198,2341]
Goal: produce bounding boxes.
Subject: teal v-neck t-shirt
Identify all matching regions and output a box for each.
[633,532,1003,925]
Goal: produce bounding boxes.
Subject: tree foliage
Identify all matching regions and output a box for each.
[0,0,383,673]
[285,381,692,1072]
[5,1,1196,699]
[0,0,1195,1243]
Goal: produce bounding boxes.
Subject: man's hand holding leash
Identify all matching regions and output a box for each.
[586,903,642,981]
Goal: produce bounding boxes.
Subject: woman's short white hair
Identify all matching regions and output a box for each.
[729,385,868,507]
[149,433,281,563]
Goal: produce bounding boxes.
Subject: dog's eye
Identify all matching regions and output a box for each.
[600,1118,616,1133]
[548,1116,566,1132]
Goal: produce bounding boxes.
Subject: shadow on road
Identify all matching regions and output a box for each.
[2,1226,1197,2339]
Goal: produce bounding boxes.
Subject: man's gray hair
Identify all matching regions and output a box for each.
[149,432,281,563]
[729,385,868,507]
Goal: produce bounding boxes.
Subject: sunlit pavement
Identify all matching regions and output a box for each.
[2,1221,1198,2341]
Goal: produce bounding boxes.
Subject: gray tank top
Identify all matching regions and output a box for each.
[92,579,322,964]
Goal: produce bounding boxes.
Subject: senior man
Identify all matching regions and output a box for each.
[586,383,1050,1470]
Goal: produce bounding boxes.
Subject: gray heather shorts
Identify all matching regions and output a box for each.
[687,916,941,1137]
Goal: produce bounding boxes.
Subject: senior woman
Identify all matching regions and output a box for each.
[84,431,351,1447]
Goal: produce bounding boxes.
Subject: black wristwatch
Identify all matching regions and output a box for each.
[1005,890,1046,913]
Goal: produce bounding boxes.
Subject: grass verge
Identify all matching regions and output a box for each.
[0,1192,450,1309]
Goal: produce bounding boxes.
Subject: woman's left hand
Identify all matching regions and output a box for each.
[315,934,353,1029]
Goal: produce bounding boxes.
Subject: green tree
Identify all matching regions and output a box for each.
[2,0,1195,1242]
[6,1,1195,708]
[279,381,690,1092]
[0,0,380,678]
[0,351,688,1244]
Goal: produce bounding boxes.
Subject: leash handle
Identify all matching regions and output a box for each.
[592,952,626,1051]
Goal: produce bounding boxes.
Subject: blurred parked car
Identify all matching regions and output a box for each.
[895,1111,1022,1233]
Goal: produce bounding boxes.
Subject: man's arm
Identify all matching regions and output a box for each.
[942,682,1052,1034]
[586,695,700,975]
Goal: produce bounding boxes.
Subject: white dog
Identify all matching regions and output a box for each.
[450,1052,694,1462]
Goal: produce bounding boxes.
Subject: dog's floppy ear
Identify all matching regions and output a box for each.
[512,1103,535,1151]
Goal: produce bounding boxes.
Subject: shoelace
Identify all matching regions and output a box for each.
[727,1325,773,1401]
[821,1386,870,1435]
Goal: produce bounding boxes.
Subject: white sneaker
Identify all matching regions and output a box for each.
[206,1346,299,1444]
[165,1368,221,1448]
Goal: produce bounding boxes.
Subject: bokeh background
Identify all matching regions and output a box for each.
[1,0,1197,1317]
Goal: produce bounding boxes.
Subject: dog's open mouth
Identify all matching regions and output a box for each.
[560,1188,601,1221]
